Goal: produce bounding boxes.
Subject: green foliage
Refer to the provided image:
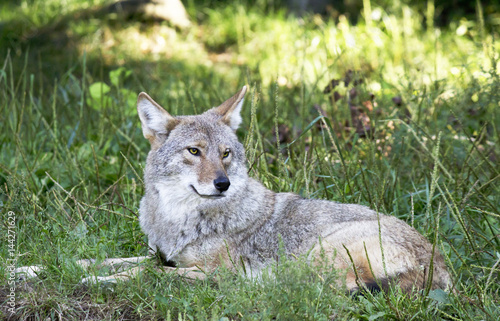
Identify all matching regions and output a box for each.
[1,0,499,319]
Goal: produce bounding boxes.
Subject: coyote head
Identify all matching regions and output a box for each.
[137,87,248,205]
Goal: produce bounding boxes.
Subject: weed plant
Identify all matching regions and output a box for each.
[0,0,499,319]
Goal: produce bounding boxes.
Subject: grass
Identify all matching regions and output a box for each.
[0,0,499,319]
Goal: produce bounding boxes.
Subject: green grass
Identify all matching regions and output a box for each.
[1,0,499,319]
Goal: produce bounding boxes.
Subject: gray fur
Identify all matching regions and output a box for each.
[137,87,452,292]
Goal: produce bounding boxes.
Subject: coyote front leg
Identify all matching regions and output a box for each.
[14,256,148,282]
[81,263,207,284]
[15,256,206,284]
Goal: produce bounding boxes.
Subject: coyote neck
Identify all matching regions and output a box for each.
[140,178,275,262]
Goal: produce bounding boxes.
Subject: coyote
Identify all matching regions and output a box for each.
[17,86,451,293]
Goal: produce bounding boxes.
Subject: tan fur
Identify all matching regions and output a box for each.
[133,86,452,293]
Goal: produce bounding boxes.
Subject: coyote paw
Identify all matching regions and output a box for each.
[14,265,43,281]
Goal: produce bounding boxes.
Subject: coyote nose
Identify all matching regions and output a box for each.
[214,176,230,192]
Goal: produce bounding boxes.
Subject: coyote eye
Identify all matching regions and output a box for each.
[222,149,230,158]
[188,148,200,155]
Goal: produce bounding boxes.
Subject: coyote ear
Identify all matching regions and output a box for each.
[137,92,178,145]
[214,86,247,131]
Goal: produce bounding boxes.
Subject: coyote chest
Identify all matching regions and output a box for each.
[141,179,251,267]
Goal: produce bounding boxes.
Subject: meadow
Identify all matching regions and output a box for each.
[0,0,499,319]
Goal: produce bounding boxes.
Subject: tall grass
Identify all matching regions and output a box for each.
[1,0,499,319]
